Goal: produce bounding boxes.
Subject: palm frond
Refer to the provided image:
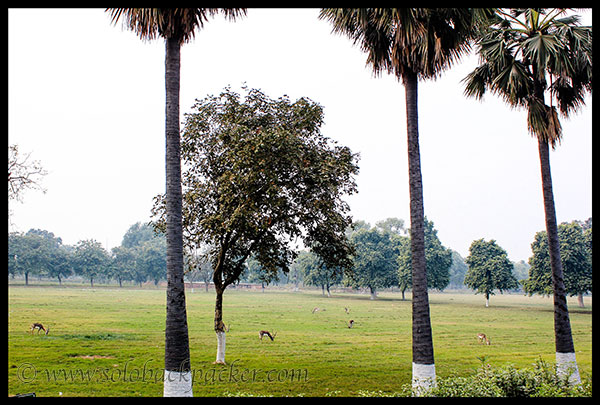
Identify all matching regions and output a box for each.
[464,8,591,121]
[107,8,246,43]
[527,98,562,148]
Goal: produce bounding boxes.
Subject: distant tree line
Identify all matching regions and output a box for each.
[294,217,592,306]
[8,218,592,307]
[8,222,166,287]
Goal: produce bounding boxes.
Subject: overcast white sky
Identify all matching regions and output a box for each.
[8,8,592,262]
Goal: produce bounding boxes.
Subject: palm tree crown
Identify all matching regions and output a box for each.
[463,8,592,147]
[320,8,489,80]
[108,8,246,43]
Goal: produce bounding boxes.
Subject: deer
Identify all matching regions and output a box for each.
[30,322,49,335]
[477,333,490,345]
[259,330,277,341]
[347,319,354,329]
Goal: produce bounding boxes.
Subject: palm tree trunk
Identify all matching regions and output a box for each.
[163,36,193,397]
[403,71,435,396]
[537,137,581,385]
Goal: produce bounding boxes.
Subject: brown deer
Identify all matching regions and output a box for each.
[259,330,277,341]
[477,333,490,345]
[30,323,49,335]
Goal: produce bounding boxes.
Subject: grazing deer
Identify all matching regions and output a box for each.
[30,323,49,335]
[259,330,277,341]
[477,333,490,345]
[347,319,354,329]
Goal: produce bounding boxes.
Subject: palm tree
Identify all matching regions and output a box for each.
[107,8,246,396]
[319,8,490,395]
[463,8,591,385]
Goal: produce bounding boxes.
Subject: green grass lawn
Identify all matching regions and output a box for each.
[8,286,592,397]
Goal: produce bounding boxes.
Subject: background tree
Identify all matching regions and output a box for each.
[110,246,137,287]
[8,229,60,285]
[73,239,110,288]
[45,242,73,285]
[121,222,160,249]
[463,8,591,385]
[523,221,592,308]
[464,238,519,307]
[375,217,406,236]
[184,244,214,292]
[512,260,531,284]
[137,238,167,286]
[448,250,468,289]
[348,225,399,300]
[299,250,343,297]
[108,8,247,396]
[320,9,492,393]
[9,232,37,285]
[152,86,359,365]
[397,217,453,298]
[245,256,279,292]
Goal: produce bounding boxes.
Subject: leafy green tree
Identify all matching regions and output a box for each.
[184,244,214,292]
[349,226,399,300]
[46,244,73,285]
[121,222,160,249]
[245,256,279,292]
[8,229,62,285]
[397,217,453,299]
[152,86,359,365]
[320,9,493,393]
[110,246,137,287]
[73,239,110,288]
[8,232,37,284]
[463,8,591,385]
[448,250,468,289]
[464,239,519,307]
[137,238,167,286]
[299,250,343,297]
[375,217,406,236]
[523,221,592,308]
[512,260,531,283]
[108,8,246,396]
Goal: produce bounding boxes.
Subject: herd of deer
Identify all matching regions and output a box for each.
[28,313,491,345]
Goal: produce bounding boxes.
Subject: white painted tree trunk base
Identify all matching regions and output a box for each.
[163,370,193,397]
[412,362,436,397]
[214,331,226,364]
[556,352,581,385]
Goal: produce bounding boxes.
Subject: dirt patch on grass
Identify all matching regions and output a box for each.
[74,355,115,360]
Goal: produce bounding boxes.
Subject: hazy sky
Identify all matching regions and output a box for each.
[8,8,592,262]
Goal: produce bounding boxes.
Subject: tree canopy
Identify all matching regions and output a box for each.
[152,86,359,294]
[523,220,592,306]
[464,238,519,306]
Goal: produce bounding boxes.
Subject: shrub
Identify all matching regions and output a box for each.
[431,359,592,397]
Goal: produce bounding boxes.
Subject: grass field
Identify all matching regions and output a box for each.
[8,286,592,397]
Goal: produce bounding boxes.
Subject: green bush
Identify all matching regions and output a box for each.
[431,359,592,397]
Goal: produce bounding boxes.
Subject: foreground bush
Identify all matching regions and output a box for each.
[431,359,592,397]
